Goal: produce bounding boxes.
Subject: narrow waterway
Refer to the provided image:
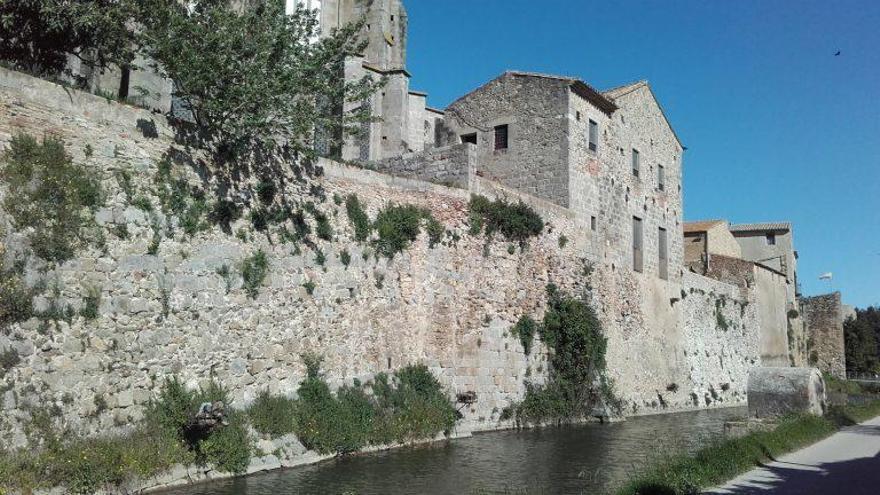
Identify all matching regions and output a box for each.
[166,407,746,495]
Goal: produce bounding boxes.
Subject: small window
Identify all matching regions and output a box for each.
[632,149,640,177]
[632,217,644,273]
[659,227,668,280]
[461,133,477,145]
[588,120,598,152]
[576,111,581,121]
[766,233,776,246]
[494,125,509,151]
[391,15,395,21]
[590,216,597,232]
[657,164,665,191]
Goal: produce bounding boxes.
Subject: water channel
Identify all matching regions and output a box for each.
[165,406,746,495]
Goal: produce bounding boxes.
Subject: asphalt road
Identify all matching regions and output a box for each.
[706,415,880,494]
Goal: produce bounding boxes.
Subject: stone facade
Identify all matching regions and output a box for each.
[801,292,847,378]
[373,143,475,189]
[0,68,766,449]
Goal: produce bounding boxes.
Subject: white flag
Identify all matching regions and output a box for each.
[819,273,833,280]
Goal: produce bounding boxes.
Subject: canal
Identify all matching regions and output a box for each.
[165,406,746,495]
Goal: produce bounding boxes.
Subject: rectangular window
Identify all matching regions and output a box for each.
[766,233,776,246]
[657,164,665,191]
[632,217,643,273]
[494,125,509,151]
[576,111,581,121]
[461,133,477,145]
[588,120,598,152]
[590,216,597,232]
[659,227,668,280]
[632,149,640,177]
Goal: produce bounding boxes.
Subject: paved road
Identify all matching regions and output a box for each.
[706,416,880,494]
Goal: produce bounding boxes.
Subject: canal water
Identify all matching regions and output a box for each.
[166,406,746,495]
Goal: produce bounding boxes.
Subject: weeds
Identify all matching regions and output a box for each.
[240,250,269,299]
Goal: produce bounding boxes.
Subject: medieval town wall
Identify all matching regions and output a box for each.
[0,68,763,449]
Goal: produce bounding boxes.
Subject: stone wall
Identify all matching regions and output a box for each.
[372,143,475,188]
[801,292,847,378]
[0,68,767,451]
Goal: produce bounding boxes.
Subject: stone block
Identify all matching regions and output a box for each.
[747,367,826,418]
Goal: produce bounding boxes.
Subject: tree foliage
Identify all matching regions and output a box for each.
[137,0,381,151]
[0,0,137,80]
[845,307,880,374]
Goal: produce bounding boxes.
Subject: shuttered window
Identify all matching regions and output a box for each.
[588,120,598,152]
[494,125,509,151]
[659,227,668,280]
[632,149,640,177]
[633,217,643,273]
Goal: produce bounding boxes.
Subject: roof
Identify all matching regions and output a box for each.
[729,222,792,233]
[507,71,618,115]
[683,219,726,233]
[408,90,428,97]
[447,71,618,115]
[602,80,685,149]
[425,106,445,115]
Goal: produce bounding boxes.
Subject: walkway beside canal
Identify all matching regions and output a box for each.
[706,415,880,494]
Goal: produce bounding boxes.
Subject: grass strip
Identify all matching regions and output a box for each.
[616,399,880,495]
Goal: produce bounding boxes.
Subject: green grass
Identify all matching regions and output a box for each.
[616,400,880,495]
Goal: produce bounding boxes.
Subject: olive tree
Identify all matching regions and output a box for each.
[137,0,382,154]
[0,0,137,80]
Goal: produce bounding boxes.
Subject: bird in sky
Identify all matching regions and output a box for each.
[835,50,841,56]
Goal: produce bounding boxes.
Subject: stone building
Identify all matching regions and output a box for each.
[683,220,742,274]
[729,222,799,293]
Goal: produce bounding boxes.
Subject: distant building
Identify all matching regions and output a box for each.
[683,220,741,274]
[728,222,798,291]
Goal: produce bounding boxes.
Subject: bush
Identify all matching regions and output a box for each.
[145,377,250,474]
[0,134,103,263]
[339,249,352,268]
[248,390,298,438]
[510,316,537,355]
[468,195,544,246]
[79,285,101,320]
[0,347,20,377]
[509,285,610,425]
[294,360,457,455]
[345,194,372,242]
[0,259,35,330]
[373,204,443,259]
[240,250,269,299]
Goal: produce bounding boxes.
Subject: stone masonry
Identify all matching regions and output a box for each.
[0,68,764,449]
[801,292,847,378]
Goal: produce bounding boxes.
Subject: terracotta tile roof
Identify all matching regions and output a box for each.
[683,219,726,233]
[729,222,792,233]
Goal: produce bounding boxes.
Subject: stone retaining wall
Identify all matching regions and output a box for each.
[0,67,764,454]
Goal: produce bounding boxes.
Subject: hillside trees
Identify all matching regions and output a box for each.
[845,307,880,374]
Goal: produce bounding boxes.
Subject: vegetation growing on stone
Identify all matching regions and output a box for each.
[248,390,298,438]
[505,285,618,425]
[510,315,537,355]
[0,134,103,263]
[79,285,101,320]
[373,204,444,259]
[0,255,35,332]
[468,195,544,247]
[240,250,269,299]
[345,194,372,242]
[294,359,457,455]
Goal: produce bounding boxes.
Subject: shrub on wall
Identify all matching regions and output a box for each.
[345,194,372,242]
[248,390,298,438]
[510,316,537,355]
[468,195,544,247]
[293,357,456,455]
[240,250,269,299]
[0,134,103,263]
[373,204,444,259]
[505,285,617,425]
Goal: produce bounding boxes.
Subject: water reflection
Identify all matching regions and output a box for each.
[165,407,746,495]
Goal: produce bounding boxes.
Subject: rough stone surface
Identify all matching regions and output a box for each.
[0,67,764,452]
[800,293,847,379]
[747,367,826,418]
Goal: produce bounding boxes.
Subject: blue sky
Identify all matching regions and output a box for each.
[404,0,880,308]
